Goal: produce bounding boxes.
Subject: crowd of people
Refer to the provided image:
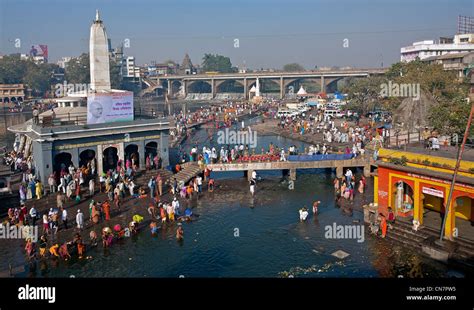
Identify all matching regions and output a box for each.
[3,98,397,274]
[276,109,376,157]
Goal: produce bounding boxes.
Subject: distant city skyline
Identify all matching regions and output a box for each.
[0,0,472,69]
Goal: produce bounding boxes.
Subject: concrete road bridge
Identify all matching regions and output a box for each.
[145,68,387,99]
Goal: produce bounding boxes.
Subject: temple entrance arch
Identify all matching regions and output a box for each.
[455,196,473,221]
[392,180,414,217]
[79,149,96,170]
[125,144,139,169]
[53,152,73,176]
[103,147,118,173]
[145,141,158,158]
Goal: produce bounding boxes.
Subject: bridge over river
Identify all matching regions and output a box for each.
[176,154,375,183]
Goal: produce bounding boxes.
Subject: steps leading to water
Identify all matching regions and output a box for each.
[380,218,474,272]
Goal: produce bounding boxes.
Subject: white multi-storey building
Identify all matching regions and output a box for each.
[401,33,474,62]
[57,57,72,69]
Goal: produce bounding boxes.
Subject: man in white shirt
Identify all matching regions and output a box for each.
[61,207,68,230]
[29,206,37,226]
[76,209,83,230]
[172,197,180,215]
[345,169,353,184]
[196,176,203,193]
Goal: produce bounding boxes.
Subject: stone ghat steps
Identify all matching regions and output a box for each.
[385,228,426,248]
[173,163,203,185]
[134,169,174,184]
[396,218,474,253]
[384,219,474,271]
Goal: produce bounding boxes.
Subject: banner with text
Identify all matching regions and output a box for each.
[87,92,134,124]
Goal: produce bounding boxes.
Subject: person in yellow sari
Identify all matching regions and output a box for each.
[35,180,43,200]
[49,244,59,257]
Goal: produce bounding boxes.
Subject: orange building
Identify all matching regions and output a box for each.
[374,149,474,239]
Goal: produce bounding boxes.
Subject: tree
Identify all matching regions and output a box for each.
[65,53,90,85]
[0,54,28,84]
[24,62,59,96]
[0,55,59,96]
[385,61,469,133]
[109,58,122,89]
[202,54,234,73]
[344,75,387,116]
[428,95,473,137]
[283,63,305,72]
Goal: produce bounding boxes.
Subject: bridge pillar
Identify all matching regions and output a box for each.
[320,76,326,93]
[167,80,172,96]
[336,165,343,178]
[211,79,215,99]
[244,78,248,99]
[182,80,187,98]
[280,76,284,99]
[182,102,187,118]
[289,169,296,181]
[363,165,371,177]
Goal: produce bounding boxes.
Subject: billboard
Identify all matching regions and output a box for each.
[87,91,134,124]
[29,44,48,61]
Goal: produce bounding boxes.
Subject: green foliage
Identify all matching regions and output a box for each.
[109,58,122,89]
[0,54,28,83]
[65,53,90,85]
[427,95,473,137]
[421,159,431,166]
[386,60,464,99]
[431,162,441,167]
[469,168,474,174]
[202,54,234,73]
[283,63,305,72]
[442,163,452,169]
[0,54,60,96]
[345,75,387,116]
[388,156,408,166]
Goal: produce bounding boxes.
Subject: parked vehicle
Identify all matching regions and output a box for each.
[324,109,344,119]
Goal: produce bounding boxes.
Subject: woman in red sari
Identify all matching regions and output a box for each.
[379,214,387,238]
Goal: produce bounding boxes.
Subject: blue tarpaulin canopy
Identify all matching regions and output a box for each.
[334,92,344,100]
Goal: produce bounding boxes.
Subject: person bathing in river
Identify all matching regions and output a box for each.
[313,201,320,215]
[176,224,184,241]
[299,207,309,222]
[208,178,215,192]
[249,178,256,196]
[150,221,158,236]
[333,178,340,194]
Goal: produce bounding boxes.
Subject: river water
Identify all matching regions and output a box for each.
[0,108,461,278]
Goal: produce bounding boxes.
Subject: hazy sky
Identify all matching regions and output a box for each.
[0,0,472,69]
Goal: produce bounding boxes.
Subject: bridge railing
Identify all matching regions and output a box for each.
[288,153,354,161]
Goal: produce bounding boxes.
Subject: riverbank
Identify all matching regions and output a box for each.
[251,117,356,153]
[0,166,208,276]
